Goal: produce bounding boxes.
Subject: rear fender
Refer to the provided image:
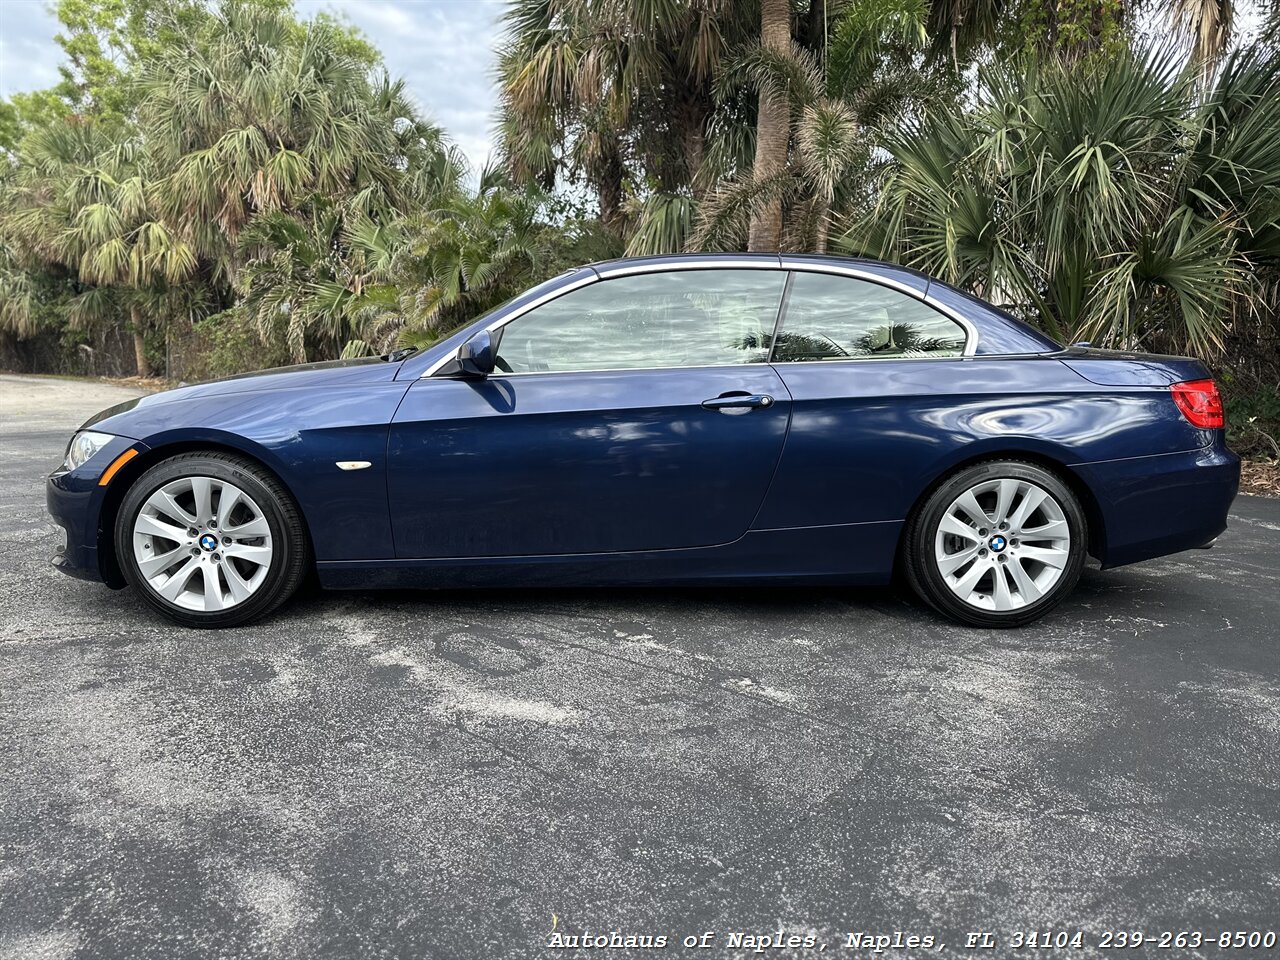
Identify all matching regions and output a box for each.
[908,439,1109,560]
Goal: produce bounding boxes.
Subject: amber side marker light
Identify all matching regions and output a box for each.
[98,448,139,486]
[1171,378,1225,430]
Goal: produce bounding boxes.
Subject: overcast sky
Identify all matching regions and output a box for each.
[0,0,505,169]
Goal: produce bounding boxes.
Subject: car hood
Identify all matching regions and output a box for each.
[80,356,402,431]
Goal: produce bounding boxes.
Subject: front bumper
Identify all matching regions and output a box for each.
[1073,442,1240,568]
[47,434,148,586]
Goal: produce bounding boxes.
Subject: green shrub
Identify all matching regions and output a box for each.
[1224,385,1280,461]
[192,311,292,381]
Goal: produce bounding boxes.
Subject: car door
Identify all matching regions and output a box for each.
[387,267,792,558]
[753,268,975,530]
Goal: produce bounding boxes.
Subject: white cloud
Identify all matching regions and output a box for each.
[0,0,504,171]
[0,0,64,98]
[296,0,504,172]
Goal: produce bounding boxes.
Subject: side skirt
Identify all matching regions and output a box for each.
[317,521,902,590]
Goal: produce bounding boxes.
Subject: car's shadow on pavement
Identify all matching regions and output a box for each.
[68,552,1243,659]
[261,562,1163,636]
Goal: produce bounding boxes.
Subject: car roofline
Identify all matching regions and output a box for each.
[585,251,931,278]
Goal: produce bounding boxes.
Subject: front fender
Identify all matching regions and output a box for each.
[87,380,410,561]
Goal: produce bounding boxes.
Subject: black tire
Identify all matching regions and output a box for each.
[904,460,1087,628]
[115,451,310,628]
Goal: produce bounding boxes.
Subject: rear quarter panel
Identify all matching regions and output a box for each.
[755,356,1213,530]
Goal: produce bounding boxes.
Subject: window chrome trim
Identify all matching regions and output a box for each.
[446,361,779,379]
[419,355,974,383]
[421,257,977,378]
[595,257,784,276]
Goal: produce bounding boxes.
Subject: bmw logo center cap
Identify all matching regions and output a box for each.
[988,535,1007,552]
[199,534,219,551]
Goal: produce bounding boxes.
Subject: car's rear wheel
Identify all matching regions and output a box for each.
[905,460,1087,627]
[115,451,310,628]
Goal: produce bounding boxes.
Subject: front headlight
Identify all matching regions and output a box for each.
[62,431,114,472]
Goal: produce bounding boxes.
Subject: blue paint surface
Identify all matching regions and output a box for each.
[47,254,1240,589]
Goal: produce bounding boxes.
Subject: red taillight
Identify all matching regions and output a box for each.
[1171,379,1225,429]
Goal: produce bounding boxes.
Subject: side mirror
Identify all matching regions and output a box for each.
[457,328,502,378]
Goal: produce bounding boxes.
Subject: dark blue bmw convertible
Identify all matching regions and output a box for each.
[47,253,1240,628]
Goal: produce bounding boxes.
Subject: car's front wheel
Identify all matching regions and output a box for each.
[115,451,310,627]
[905,460,1087,627]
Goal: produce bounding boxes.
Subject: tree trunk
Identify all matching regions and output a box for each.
[805,0,826,56]
[593,138,627,239]
[598,169,623,237]
[681,100,708,195]
[748,0,791,252]
[814,200,830,254]
[130,306,150,378]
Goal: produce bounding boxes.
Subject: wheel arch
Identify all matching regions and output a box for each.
[97,435,313,588]
[897,447,1107,566]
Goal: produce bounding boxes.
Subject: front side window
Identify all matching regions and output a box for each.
[495,269,787,374]
[773,272,967,361]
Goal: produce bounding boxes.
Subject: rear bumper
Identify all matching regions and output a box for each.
[1074,443,1239,568]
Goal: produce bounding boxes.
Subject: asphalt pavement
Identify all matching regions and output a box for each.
[1,373,1278,960]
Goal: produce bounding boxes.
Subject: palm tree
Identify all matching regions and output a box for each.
[393,167,549,345]
[1170,0,1235,87]
[747,0,793,251]
[1,118,195,374]
[142,3,459,262]
[692,27,864,253]
[2,0,463,373]
[843,46,1280,356]
[0,240,50,339]
[229,202,402,362]
[853,320,964,355]
[689,0,991,255]
[497,0,985,258]
[926,0,1004,65]
[496,0,754,240]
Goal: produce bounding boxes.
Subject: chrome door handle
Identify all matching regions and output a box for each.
[701,393,775,410]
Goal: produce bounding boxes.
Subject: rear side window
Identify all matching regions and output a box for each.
[773,272,967,361]
[495,269,787,373]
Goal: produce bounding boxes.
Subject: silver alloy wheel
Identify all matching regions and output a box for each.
[131,476,273,612]
[934,477,1071,612]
